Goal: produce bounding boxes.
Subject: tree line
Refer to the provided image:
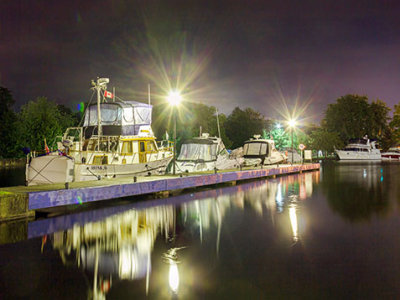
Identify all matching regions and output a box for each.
[1,86,399,159]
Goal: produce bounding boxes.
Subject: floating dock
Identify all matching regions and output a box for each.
[0,163,320,221]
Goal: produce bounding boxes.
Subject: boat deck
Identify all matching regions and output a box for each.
[0,163,320,221]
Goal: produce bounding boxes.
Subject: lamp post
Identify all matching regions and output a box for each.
[167,91,182,175]
[288,119,297,165]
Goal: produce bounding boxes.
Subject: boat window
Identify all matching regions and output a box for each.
[178,143,217,161]
[243,143,249,154]
[123,107,134,123]
[260,143,267,155]
[244,143,262,155]
[139,142,145,152]
[146,141,157,152]
[101,105,121,125]
[134,107,152,125]
[345,147,359,151]
[121,141,133,155]
[87,104,122,126]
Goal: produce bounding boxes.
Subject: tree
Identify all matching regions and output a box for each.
[268,127,291,150]
[308,129,344,157]
[324,94,390,145]
[324,94,371,142]
[225,107,267,149]
[0,87,18,158]
[17,97,76,152]
[388,104,400,148]
[368,100,390,138]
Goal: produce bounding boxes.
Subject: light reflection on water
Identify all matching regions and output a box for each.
[37,171,319,299]
[3,163,400,299]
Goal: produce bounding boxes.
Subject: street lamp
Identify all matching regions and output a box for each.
[288,119,297,164]
[167,90,182,175]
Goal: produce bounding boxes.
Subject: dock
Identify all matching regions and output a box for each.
[0,163,320,221]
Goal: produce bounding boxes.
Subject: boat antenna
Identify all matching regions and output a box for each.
[113,86,116,102]
[216,107,221,139]
[148,83,151,105]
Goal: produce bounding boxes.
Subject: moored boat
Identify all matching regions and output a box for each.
[243,135,287,167]
[174,133,243,173]
[335,136,381,160]
[381,147,400,160]
[25,78,173,185]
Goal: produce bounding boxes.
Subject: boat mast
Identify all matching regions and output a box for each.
[95,78,109,138]
[148,83,151,105]
[216,108,221,139]
[96,83,102,137]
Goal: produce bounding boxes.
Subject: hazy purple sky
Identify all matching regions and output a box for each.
[1,0,400,122]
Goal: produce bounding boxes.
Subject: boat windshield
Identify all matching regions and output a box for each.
[344,147,369,152]
[348,139,368,145]
[178,143,217,162]
[244,142,267,156]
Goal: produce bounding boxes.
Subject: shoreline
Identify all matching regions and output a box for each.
[0,158,25,168]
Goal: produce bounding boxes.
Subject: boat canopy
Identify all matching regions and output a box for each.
[83,101,152,137]
[178,141,218,162]
[84,101,152,127]
[244,142,267,156]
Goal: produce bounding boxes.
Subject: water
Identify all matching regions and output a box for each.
[1,162,400,299]
[0,167,25,187]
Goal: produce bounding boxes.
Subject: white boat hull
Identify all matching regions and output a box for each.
[244,153,286,167]
[26,155,75,185]
[26,154,172,185]
[75,156,173,181]
[381,153,400,161]
[175,157,243,173]
[335,150,381,160]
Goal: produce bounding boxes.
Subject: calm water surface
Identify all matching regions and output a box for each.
[1,162,400,299]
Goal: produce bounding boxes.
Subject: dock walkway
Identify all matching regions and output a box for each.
[0,163,320,221]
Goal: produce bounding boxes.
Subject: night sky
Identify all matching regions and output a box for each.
[2,0,400,122]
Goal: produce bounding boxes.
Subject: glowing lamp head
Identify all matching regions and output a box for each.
[276,123,281,129]
[288,119,297,128]
[167,91,182,106]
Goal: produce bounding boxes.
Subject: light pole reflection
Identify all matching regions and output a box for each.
[289,205,299,242]
[168,261,179,294]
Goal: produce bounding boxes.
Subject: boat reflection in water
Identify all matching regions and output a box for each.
[42,170,319,299]
[321,162,390,222]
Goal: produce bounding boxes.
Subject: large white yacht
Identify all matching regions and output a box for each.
[174,133,243,173]
[242,135,287,167]
[335,136,381,160]
[26,78,173,185]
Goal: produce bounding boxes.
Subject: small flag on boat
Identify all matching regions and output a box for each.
[104,90,114,99]
[44,138,50,154]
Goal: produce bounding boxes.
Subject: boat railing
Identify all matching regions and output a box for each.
[157,140,174,152]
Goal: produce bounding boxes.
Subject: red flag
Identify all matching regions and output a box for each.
[104,90,114,99]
